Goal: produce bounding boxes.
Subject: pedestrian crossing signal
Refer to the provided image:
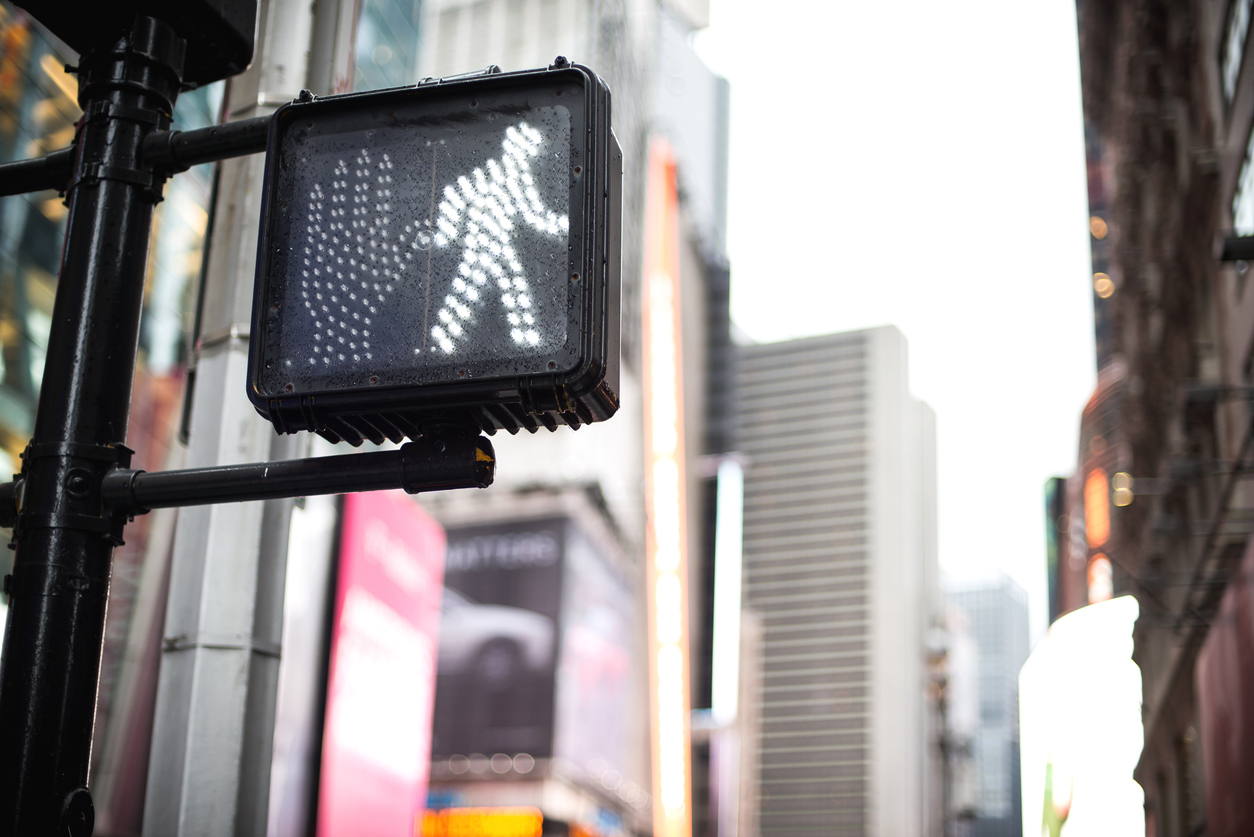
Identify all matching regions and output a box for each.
[248,63,621,445]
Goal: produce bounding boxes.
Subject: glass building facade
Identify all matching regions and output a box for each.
[354,0,423,91]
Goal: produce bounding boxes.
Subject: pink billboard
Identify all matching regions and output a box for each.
[318,491,446,837]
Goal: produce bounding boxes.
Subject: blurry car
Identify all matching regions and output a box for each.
[436,587,555,686]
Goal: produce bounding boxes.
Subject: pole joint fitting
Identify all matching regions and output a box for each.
[9,442,135,546]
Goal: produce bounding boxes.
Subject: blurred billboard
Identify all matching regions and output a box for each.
[552,522,634,782]
[432,513,638,789]
[317,491,447,837]
[433,519,564,759]
[1019,596,1144,837]
[425,491,649,831]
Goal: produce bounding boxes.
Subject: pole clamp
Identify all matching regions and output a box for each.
[21,441,133,467]
[10,442,134,546]
[86,100,168,129]
[17,513,125,545]
[65,162,156,195]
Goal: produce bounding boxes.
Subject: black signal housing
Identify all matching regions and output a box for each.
[248,64,621,445]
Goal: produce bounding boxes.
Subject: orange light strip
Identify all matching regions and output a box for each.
[420,808,543,837]
[1084,469,1110,548]
[642,138,693,837]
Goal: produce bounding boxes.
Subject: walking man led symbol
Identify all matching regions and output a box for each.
[430,123,569,354]
[298,122,568,369]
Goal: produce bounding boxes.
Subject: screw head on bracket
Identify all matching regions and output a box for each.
[66,468,92,498]
[62,787,94,837]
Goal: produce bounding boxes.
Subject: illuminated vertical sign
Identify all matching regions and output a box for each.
[1084,469,1110,548]
[642,139,693,837]
[1083,469,1113,604]
[318,491,446,837]
[711,458,743,727]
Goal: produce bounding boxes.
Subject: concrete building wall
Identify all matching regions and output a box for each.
[915,398,939,836]
[867,328,935,837]
[651,3,729,256]
[867,326,912,836]
[917,403,944,837]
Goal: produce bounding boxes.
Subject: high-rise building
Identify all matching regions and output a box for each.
[735,326,939,836]
[946,576,1030,837]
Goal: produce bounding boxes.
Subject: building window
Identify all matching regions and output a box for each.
[1224,0,1254,102]
[1234,127,1254,234]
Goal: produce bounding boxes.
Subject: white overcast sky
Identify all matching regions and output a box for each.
[694,0,1097,638]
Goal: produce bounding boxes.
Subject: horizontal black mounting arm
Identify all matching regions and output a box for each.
[0,114,271,197]
[1221,235,1254,262]
[141,115,271,174]
[103,435,494,513]
[0,436,492,525]
[0,147,75,197]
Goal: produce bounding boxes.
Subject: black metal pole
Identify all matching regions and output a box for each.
[0,16,185,836]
